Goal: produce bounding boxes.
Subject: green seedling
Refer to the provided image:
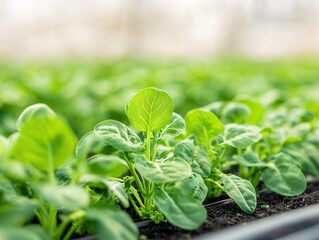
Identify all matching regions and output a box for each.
[80,87,207,230]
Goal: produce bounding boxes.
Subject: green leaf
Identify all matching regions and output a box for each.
[87,154,128,177]
[185,108,224,145]
[154,187,206,230]
[80,175,129,208]
[75,131,106,159]
[191,147,211,177]
[15,103,55,131]
[234,152,268,168]
[86,208,138,240]
[174,141,211,177]
[239,99,265,124]
[11,104,76,172]
[174,140,195,163]
[38,185,89,210]
[0,198,38,226]
[160,112,186,139]
[222,102,251,124]
[221,174,256,214]
[94,120,142,151]
[173,174,208,202]
[126,87,174,132]
[262,153,306,196]
[0,227,45,240]
[133,156,192,183]
[282,142,319,177]
[223,124,262,149]
[0,136,9,162]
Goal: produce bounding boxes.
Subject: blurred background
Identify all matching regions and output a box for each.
[1,0,319,59]
[0,0,319,137]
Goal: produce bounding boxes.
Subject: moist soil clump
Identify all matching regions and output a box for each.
[139,181,319,240]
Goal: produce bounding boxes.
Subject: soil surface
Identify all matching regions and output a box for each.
[139,181,319,240]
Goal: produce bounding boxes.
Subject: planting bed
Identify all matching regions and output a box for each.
[139,181,319,240]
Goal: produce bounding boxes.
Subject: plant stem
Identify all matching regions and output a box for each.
[151,142,158,161]
[220,146,228,162]
[125,158,146,195]
[144,130,154,209]
[128,194,143,217]
[47,144,57,235]
[131,187,145,207]
[146,130,152,161]
[62,224,77,240]
[55,210,86,240]
[205,179,224,190]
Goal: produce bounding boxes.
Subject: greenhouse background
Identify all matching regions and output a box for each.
[1,0,319,59]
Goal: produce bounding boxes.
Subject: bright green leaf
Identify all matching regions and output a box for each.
[16,103,55,131]
[185,109,224,145]
[11,104,76,172]
[126,87,174,132]
[0,136,9,162]
[239,99,265,124]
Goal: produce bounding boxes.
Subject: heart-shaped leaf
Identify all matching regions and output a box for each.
[126,87,174,132]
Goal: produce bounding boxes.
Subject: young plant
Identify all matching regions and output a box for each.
[184,108,257,214]
[82,87,207,230]
[192,99,308,201]
[1,104,138,240]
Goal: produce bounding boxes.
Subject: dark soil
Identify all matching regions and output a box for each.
[139,181,319,240]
